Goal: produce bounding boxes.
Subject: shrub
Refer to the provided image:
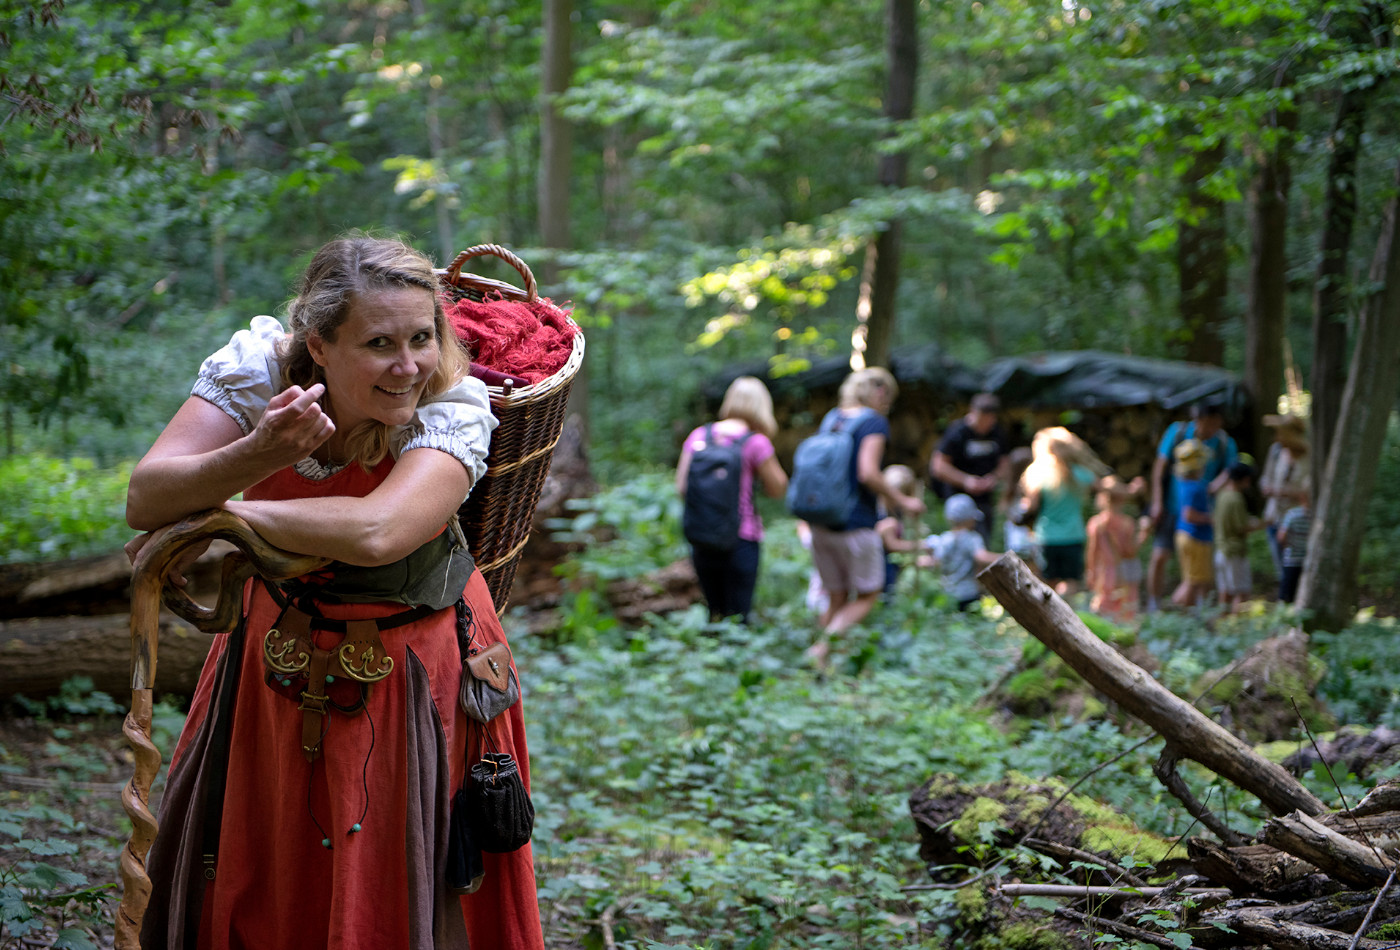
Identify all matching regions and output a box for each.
[0,454,131,564]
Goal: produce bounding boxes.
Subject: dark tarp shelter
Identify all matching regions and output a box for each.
[699,346,1247,479]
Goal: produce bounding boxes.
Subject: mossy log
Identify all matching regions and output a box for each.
[909,771,1175,875]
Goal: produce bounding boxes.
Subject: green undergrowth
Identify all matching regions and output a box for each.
[7,469,1400,947]
[513,471,1400,947]
[514,594,1178,948]
[0,454,133,565]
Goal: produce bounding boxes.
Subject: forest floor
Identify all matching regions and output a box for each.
[1,563,1394,948]
[0,712,133,949]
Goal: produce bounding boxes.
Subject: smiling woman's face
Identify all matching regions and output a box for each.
[308,286,440,438]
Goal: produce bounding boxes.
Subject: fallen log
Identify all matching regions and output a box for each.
[1357,781,1400,818]
[979,553,1326,818]
[996,883,1231,900]
[1199,909,1394,950]
[1186,837,1320,897]
[1260,811,1396,889]
[0,553,134,618]
[1,613,213,700]
[1226,889,1400,936]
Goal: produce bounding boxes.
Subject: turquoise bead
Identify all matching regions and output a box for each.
[326,675,335,683]
[351,823,361,833]
[321,838,331,849]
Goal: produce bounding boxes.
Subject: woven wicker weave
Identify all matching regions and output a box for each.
[436,244,585,612]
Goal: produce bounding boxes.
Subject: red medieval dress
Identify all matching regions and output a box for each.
[140,457,544,950]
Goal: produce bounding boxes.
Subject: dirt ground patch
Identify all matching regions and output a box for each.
[0,710,177,947]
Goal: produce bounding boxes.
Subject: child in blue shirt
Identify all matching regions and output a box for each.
[1171,439,1214,607]
[922,493,999,611]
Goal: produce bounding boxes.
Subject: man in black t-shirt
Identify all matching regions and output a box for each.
[929,392,1010,542]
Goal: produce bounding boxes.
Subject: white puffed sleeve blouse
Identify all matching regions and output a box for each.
[190,315,496,491]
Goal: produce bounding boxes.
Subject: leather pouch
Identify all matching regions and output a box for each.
[460,642,520,723]
[467,752,534,853]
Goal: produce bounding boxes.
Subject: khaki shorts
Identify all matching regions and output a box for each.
[1175,531,1214,586]
[810,525,886,597]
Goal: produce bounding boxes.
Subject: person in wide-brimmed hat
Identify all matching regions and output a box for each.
[1259,413,1310,576]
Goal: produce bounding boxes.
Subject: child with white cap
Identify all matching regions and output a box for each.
[921,493,999,611]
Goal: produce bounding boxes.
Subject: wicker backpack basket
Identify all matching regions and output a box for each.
[436,244,585,613]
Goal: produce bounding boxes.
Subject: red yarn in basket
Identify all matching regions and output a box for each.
[444,293,577,385]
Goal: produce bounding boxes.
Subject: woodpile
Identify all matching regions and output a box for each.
[914,553,1400,949]
[763,383,1174,485]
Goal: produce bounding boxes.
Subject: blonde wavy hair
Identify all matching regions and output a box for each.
[838,366,898,411]
[1021,426,1096,495]
[718,376,779,438]
[278,234,469,470]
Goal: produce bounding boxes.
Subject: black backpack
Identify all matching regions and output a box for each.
[682,424,753,550]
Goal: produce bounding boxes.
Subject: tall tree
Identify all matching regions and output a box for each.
[1308,3,1388,490]
[539,0,573,275]
[540,0,586,436]
[1178,142,1228,366]
[1297,158,1400,631]
[852,0,916,371]
[1244,71,1296,454]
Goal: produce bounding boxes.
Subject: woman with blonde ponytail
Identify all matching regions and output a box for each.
[1018,426,1108,596]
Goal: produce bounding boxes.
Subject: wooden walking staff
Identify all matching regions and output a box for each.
[116,509,330,950]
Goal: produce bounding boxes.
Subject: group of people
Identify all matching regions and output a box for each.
[678,372,1316,638]
[1145,403,1313,612]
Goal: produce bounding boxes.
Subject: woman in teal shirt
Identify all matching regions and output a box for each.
[1019,426,1104,595]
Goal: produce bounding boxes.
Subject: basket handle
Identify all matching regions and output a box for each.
[444,244,538,302]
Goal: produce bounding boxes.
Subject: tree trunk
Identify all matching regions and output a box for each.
[1202,912,1394,950]
[1258,811,1395,888]
[1297,158,1400,632]
[1178,142,1228,365]
[1245,79,1295,456]
[408,0,454,261]
[852,0,916,371]
[1309,88,1368,489]
[978,554,1326,817]
[538,0,572,273]
[540,0,587,442]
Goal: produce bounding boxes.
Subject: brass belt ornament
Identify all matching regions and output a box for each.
[262,605,395,761]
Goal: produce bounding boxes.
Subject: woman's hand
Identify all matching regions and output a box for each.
[246,383,335,471]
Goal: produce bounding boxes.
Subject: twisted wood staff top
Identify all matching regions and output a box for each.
[117,509,331,950]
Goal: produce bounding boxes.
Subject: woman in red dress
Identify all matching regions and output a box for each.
[126,235,544,950]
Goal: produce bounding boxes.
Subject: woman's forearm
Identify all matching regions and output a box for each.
[228,450,470,566]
